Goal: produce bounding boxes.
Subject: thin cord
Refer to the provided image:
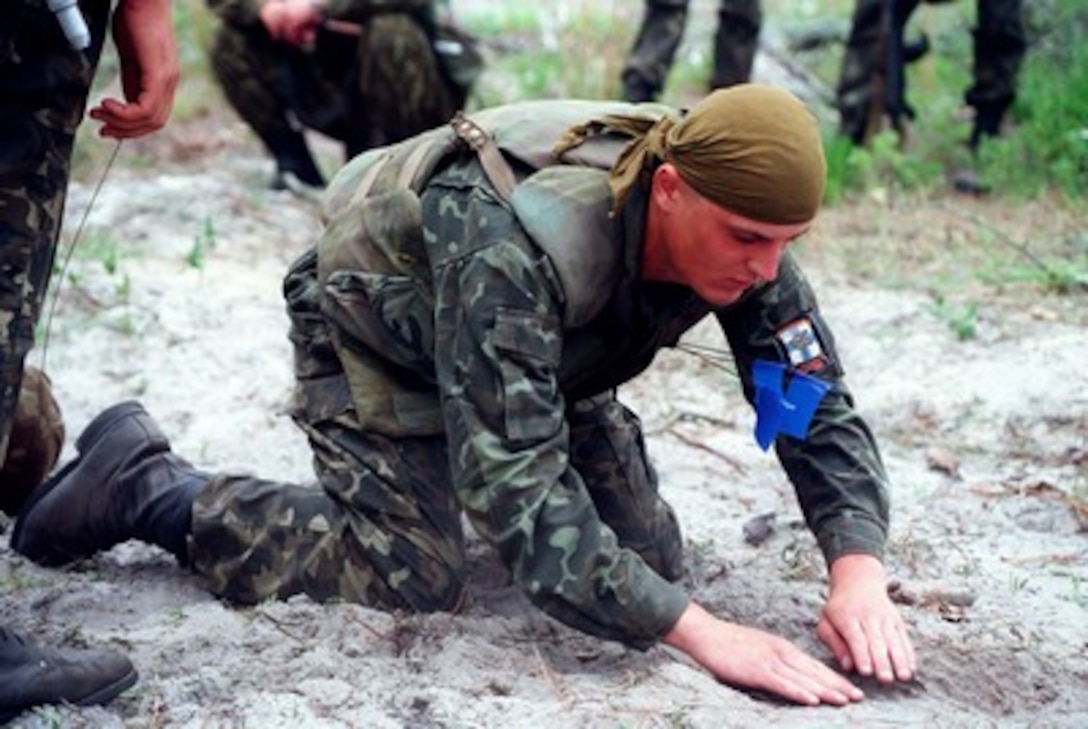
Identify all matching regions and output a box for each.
[38,138,124,374]
[675,342,738,379]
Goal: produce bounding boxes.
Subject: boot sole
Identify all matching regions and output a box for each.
[0,666,138,723]
[10,401,148,560]
[76,664,139,707]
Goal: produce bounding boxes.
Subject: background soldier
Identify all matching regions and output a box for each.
[837,0,1026,157]
[0,0,178,720]
[16,85,916,707]
[207,0,476,191]
[621,0,763,102]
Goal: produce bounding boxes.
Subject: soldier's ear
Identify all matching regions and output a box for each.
[650,163,683,212]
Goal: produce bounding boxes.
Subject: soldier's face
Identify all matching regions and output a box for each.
[648,166,811,307]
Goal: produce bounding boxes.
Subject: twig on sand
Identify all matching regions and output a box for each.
[664,424,748,475]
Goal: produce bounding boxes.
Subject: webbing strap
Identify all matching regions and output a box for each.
[450,111,517,201]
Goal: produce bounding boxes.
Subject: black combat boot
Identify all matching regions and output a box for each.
[968,100,1008,153]
[11,401,207,567]
[264,129,325,191]
[954,101,1010,194]
[0,625,137,722]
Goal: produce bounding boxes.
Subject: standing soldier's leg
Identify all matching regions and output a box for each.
[567,394,684,581]
[2,3,139,717]
[351,15,457,156]
[208,22,328,188]
[13,249,469,613]
[965,0,1025,150]
[837,0,886,143]
[710,0,762,89]
[620,0,691,103]
[836,0,923,145]
[0,1,107,478]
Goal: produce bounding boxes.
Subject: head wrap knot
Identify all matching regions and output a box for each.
[557,85,827,224]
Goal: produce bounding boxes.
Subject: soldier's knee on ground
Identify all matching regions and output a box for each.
[0,367,64,516]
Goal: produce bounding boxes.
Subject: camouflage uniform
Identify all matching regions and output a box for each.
[621,0,763,102]
[0,1,110,473]
[206,0,462,184]
[188,100,891,649]
[838,0,1026,146]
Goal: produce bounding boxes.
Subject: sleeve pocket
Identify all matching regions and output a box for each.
[492,307,564,442]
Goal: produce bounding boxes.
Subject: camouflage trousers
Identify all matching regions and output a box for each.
[0,0,108,465]
[621,0,762,102]
[209,14,461,161]
[189,249,684,623]
[837,0,1026,141]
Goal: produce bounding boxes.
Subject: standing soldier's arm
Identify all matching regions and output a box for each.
[89,0,179,138]
[322,0,434,20]
[221,0,432,47]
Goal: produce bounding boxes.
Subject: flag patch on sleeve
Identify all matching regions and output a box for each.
[775,317,826,372]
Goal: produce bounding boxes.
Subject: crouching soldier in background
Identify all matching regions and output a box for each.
[206,0,482,191]
[14,85,916,707]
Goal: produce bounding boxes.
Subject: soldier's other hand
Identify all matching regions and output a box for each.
[260,0,324,47]
[818,554,917,684]
[89,0,178,138]
[665,602,865,706]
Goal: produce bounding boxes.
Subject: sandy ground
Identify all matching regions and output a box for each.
[2,2,1088,727]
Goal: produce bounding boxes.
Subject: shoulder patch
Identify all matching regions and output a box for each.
[775,317,827,373]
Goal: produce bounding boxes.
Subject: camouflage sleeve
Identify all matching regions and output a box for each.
[324,0,434,21]
[204,0,266,26]
[717,253,891,565]
[423,169,689,650]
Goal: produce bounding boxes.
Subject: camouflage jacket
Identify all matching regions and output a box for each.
[206,0,433,27]
[315,100,891,648]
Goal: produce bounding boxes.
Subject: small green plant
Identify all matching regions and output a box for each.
[112,311,136,337]
[929,294,978,341]
[30,704,65,729]
[64,227,123,274]
[1008,572,1030,594]
[822,133,854,205]
[186,216,217,269]
[116,271,132,300]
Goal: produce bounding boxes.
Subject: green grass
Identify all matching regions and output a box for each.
[460,1,635,105]
[825,0,1088,200]
[69,0,1087,202]
[983,0,1088,198]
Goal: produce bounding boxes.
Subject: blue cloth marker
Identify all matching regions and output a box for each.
[751,359,831,451]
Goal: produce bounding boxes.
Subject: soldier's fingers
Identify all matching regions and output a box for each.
[861,619,894,683]
[817,614,854,672]
[888,618,916,680]
[779,653,863,706]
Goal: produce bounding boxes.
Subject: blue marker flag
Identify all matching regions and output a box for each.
[751,359,831,451]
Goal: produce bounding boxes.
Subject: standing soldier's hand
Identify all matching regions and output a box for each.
[89,0,179,138]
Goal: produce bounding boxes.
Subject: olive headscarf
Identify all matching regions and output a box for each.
[555,84,827,224]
